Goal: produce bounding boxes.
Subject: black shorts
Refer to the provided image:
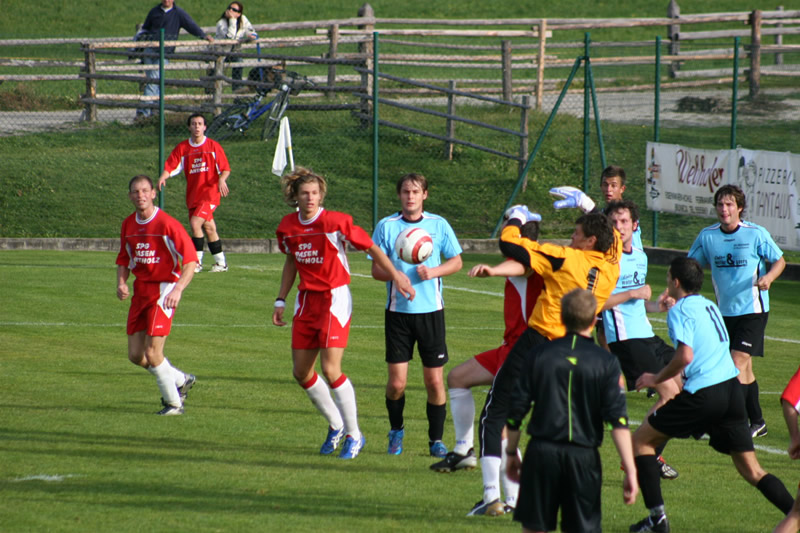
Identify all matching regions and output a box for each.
[648,377,754,454]
[724,313,768,357]
[515,439,601,533]
[384,309,448,368]
[609,336,675,391]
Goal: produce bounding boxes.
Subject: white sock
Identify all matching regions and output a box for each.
[480,455,502,503]
[304,373,344,430]
[166,358,186,388]
[213,251,226,266]
[449,387,474,455]
[331,375,361,440]
[501,438,520,507]
[197,251,204,265]
[149,360,182,407]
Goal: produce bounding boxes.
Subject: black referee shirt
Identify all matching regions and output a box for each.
[507,333,628,448]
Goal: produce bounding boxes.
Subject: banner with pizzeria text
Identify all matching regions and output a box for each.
[645,142,800,250]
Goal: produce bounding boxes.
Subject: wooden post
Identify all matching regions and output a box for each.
[750,9,762,98]
[667,0,681,78]
[536,20,547,110]
[520,95,530,187]
[501,40,512,101]
[444,80,456,160]
[83,44,97,122]
[775,5,784,66]
[213,52,225,114]
[358,3,374,127]
[327,24,339,98]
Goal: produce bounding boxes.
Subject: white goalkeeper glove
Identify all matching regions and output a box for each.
[549,186,596,213]
[504,204,542,225]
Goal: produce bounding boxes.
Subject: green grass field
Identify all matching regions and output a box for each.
[2,250,799,532]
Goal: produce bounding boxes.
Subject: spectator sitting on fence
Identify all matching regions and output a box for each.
[215,2,257,92]
[135,0,214,120]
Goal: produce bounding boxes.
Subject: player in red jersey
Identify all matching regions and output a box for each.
[158,113,231,273]
[116,175,198,415]
[775,368,800,532]
[273,167,415,459]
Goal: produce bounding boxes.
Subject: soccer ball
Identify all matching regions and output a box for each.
[395,227,434,265]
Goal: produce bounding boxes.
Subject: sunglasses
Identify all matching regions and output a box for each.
[228,6,241,12]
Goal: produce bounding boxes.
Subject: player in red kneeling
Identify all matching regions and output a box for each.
[273,167,414,459]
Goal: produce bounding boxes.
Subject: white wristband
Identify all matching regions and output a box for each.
[274,298,286,308]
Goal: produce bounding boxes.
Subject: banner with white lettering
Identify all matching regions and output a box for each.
[645,142,800,250]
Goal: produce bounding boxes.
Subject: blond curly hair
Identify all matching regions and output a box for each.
[280,167,328,208]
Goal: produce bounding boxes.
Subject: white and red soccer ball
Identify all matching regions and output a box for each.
[395,227,434,265]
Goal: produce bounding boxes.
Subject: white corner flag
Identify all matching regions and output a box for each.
[271,116,294,176]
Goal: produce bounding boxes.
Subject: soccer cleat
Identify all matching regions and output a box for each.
[430,448,478,472]
[503,502,515,514]
[630,514,670,533]
[338,434,365,459]
[466,498,505,517]
[194,263,203,273]
[387,429,404,455]
[429,440,448,458]
[751,421,768,438]
[320,426,345,455]
[178,373,196,401]
[157,401,184,416]
[210,263,228,273]
[657,456,679,480]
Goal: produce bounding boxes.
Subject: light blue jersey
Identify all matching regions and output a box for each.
[688,221,783,316]
[667,294,739,394]
[602,246,654,343]
[372,211,462,314]
[632,225,643,250]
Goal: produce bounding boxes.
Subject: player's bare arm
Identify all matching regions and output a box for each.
[611,427,639,505]
[468,259,527,279]
[273,255,298,326]
[163,261,196,309]
[417,254,462,281]
[367,244,415,301]
[636,342,693,391]
[757,256,786,290]
[781,399,800,459]
[218,170,231,198]
[156,171,170,191]
[602,284,653,311]
[503,427,523,483]
[116,265,130,300]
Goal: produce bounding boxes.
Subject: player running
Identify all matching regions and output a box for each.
[116,175,198,415]
[273,168,414,460]
[158,113,231,273]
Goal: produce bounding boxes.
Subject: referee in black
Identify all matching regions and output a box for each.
[505,288,638,533]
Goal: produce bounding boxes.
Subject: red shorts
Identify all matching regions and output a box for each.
[782,366,800,413]
[127,280,176,336]
[189,201,217,222]
[474,342,513,377]
[292,286,352,350]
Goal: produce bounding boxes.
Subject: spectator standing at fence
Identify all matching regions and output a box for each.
[135,0,213,120]
[116,175,197,416]
[215,2,257,92]
[688,184,785,439]
[158,113,231,273]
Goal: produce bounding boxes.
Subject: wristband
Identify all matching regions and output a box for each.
[274,298,286,308]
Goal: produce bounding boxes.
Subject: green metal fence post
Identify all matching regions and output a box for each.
[583,33,591,192]
[158,28,165,209]
[731,36,740,149]
[652,35,662,246]
[372,31,379,229]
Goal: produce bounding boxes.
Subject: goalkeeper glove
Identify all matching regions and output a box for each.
[549,186,596,213]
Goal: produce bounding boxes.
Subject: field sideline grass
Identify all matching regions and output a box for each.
[2,249,800,532]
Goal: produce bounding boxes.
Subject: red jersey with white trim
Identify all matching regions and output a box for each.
[276,208,374,291]
[164,137,231,209]
[504,270,544,346]
[116,207,198,282]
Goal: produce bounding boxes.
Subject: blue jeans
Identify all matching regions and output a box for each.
[137,53,168,117]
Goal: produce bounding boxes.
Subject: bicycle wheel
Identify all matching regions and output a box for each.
[261,88,290,141]
[207,104,250,141]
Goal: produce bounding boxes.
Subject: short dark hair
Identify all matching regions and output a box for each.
[604,199,639,223]
[561,289,597,332]
[520,220,540,241]
[396,173,428,194]
[128,174,154,192]
[601,165,626,186]
[714,184,746,215]
[576,213,615,253]
[669,256,704,294]
[187,113,206,127]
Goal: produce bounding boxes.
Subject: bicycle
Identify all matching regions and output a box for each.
[206,66,314,142]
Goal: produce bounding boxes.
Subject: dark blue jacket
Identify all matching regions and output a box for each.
[141,3,207,53]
